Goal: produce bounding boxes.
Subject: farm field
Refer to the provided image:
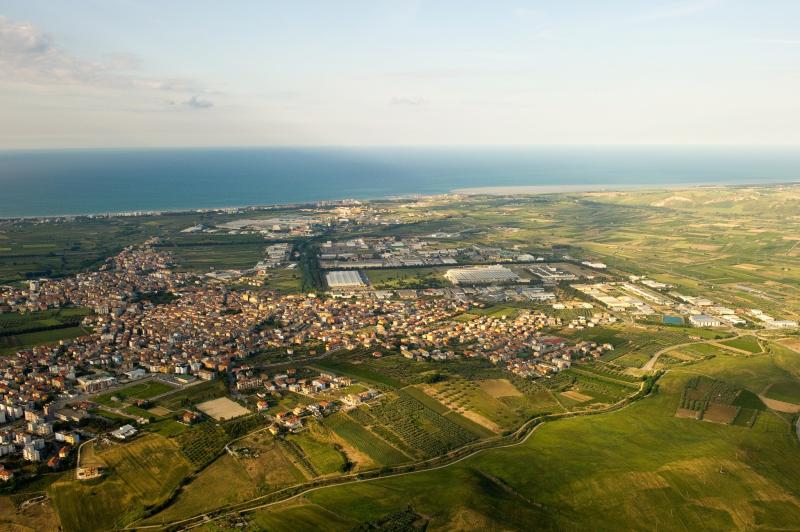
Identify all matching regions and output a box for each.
[49,434,191,531]
[0,326,91,355]
[249,362,800,531]
[325,412,411,466]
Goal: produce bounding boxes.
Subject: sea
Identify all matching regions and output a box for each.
[1,146,799,218]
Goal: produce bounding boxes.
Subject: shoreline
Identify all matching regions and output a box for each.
[1,180,797,221]
[451,180,799,195]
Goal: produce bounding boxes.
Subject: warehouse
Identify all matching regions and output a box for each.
[689,314,722,327]
[326,270,367,289]
[444,265,519,285]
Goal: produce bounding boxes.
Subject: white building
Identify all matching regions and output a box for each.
[325,270,367,289]
[689,314,722,327]
[444,265,519,285]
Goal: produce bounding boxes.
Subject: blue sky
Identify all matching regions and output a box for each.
[1,0,799,148]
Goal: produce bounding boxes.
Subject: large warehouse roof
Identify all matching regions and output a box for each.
[326,270,366,288]
[444,265,519,285]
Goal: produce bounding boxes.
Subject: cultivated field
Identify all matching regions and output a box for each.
[196,397,251,420]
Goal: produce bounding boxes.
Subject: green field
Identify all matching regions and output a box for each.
[364,267,448,289]
[94,380,174,406]
[156,378,228,411]
[325,412,411,466]
[0,325,91,355]
[244,366,800,531]
[262,267,303,292]
[719,335,763,353]
[288,423,348,475]
[49,434,192,531]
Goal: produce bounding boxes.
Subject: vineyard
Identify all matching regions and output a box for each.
[544,368,637,405]
[366,390,477,458]
[325,412,411,466]
[176,414,268,468]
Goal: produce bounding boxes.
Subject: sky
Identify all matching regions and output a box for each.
[1,0,799,149]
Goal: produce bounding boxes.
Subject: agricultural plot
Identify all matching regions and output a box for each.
[0,326,91,355]
[424,376,560,433]
[286,423,348,476]
[196,397,251,420]
[235,432,309,486]
[163,237,267,272]
[326,412,411,466]
[49,434,191,531]
[261,357,800,531]
[367,390,478,458]
[676,376,763,426]
[544,367,638,408]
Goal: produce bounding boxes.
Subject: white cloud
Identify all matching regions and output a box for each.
[0,15,204,94]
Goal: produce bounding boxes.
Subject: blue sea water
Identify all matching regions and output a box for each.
[0,146,799,217]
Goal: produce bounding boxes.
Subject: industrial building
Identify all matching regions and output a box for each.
[444,265,519,285]
[326,270,367,289]
[689,314,722,327]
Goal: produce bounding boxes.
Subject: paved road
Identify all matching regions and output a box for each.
[641,331,746,371]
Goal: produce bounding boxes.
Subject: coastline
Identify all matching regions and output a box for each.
[2,180,798,221]
[450,180,799,196]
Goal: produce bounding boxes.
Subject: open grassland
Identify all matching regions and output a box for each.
[0,495,60,532]
[143,454,257,525]
[144,433,307,526]
[251,365,800,531]
[0,307,91,333]
[720,335,763,354]
[262,267,302,292]
[49,434,192,532]
[364,267,448,289]
[93,379,174,406]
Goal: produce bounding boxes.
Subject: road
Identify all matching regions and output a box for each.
[641,332,745,371]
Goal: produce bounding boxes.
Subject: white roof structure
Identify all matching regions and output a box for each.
[111,424,138,440]
[444,265,519,285]
[326,270,366,289]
